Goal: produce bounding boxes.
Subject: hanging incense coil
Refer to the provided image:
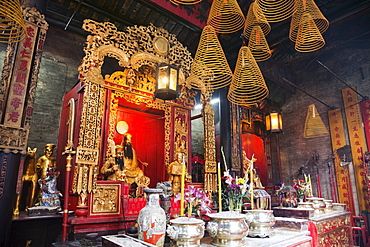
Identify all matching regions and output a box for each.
[0,0,26,43]
[295,12,325,52]
[188,25,232,90]
[248,26,272,62]
[255,0,297,23]
[290,0,329,42]
[170,0,203,5]
[227,46,269,106]
[243,2,271,40]
[207,0,245,34]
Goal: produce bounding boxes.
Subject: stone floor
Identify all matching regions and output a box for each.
[52,238,103,247]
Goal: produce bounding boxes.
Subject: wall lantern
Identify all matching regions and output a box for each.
[155,63,179,100]
[266,112,283,133]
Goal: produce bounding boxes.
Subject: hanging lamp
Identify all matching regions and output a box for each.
[188,25,232,90]
[243,2,271,40]
[290,0,329,42]
[255,0,297,23]
[0,0,26,43]
[207,0,245,34]
[170,0,203,5]
[295,12,325,52]
[248,25,272,62]
[227,46,269,106]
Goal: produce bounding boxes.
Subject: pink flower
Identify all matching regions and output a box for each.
[223,170,233,185]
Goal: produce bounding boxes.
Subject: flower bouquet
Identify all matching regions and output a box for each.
[175,186,212,218]
[223,170,250,212]
[292,179,310,200]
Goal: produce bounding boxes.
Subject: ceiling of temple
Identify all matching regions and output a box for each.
[41,0,370,104]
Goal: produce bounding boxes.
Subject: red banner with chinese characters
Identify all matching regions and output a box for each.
[342,87,369,211]
[4,22,38,127]
[360,99,370,149]
[327,108,355,215]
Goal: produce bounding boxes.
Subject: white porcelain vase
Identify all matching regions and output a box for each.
[138,188,166,246]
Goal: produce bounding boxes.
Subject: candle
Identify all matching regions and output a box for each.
[180,161,186,216]
[217,162,222,212]
[308,174,313,196]
[250,154,254,209]
[67,99,75,147]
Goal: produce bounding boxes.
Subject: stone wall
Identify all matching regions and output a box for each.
[278,12,370,200]
[27,24,85,158]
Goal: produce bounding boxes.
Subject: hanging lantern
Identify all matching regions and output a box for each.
[266,112,283,133]
[155,63,179,100]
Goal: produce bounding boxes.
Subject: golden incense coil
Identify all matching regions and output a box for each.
[295,12,325,52]
[227,46,269,106]
[290,0,329,42]
[0,0,26,43]
[207,0,245,34]
[188,25,232,90]
[248,25,272,62]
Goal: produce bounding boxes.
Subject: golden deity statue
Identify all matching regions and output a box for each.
[167,151,192,195]
[36,144,57,179]
[33,144,57,205]
[242,150,264,189]
[101,133,150,192]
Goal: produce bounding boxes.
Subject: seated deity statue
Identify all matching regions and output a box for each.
[167,151,192,195]
[38,167,62,209]
[101,133,150,193]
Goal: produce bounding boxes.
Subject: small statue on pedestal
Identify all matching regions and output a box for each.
[38,166,63,209]
[167,150,192,195]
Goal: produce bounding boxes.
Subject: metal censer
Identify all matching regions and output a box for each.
[244,210,275,238]
[166,217,205,247]
[206,211,249,246]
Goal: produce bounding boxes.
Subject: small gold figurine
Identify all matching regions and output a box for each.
[167,150,192,195]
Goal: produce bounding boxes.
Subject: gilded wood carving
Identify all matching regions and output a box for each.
[75,19,197,205]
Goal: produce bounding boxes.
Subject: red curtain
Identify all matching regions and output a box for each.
[241,133,268,186]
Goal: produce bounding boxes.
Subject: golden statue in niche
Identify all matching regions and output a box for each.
[242,150,264,189]
[101,133,150,193]
[167,150,192,195]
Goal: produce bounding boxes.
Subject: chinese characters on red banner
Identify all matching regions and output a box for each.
[4,24,37,127]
